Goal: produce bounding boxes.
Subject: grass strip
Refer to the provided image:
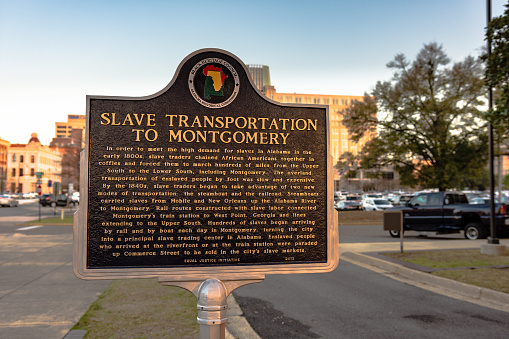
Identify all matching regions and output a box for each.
[23,215,75,225]
[434,268,509,294]
[382,249,509,294]
[337,210,383,224]
[72,278,199,338]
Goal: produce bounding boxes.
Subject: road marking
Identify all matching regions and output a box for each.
[0,216,39,222]
[16,226,42,231]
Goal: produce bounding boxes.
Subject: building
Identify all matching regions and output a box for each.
[55,114,86,145]
[7,133,62,194]
[50,128,83,192]
[247,65,374,191]
[247,65,272,93]
[0,137,9,193]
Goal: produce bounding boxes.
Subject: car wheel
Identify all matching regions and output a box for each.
[464,222,486,240]
[51,202,57,208]
[389,230,401,238]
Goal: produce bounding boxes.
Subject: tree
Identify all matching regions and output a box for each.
[503,173,509,189]
[335,152,359,179]
[342,43,488,191]
[484,2,509,139]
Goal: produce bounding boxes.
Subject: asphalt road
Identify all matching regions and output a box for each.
[233,223,509,339]
[0,200,77,235]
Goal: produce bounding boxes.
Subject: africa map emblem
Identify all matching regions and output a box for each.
[203,65,228,99]
[189,58,240,108]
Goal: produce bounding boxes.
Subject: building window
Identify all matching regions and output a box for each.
[19,168,24,177]
[30,168,35,176]
[12,168,16,176]
[20,155,24,163]
[382,172,394,180]
[30,155,35,163]
[12,154,16,162]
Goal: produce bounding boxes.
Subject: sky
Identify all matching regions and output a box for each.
[0,0,507,145]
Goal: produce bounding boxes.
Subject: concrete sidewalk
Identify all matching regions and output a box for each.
[0,232,111,338]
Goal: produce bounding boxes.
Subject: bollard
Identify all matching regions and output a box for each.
[61,209,65,220]
[196,279,228,339]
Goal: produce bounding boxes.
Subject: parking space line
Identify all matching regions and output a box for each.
[16,226,43,231]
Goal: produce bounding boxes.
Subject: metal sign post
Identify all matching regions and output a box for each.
[36,177,42,221]
[196,279,227,339]
[383,210,404,253]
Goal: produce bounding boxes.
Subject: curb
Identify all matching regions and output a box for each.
[226,294,262,339]
[341,251,509,311]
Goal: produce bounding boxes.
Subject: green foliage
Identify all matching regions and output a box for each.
[484,3,509,139]
[503,173,509,189]
[334,151,359,179]
[343,43,488,190]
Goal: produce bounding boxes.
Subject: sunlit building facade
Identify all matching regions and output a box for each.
[0,137,9,193]
[247,65,373,191]
[55,115,86,147]
[7,133,62,194]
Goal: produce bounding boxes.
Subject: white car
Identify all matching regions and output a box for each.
[22,192,38,199]
[362,198,393,211]
[0,195,19,207]
[71,192,80,205]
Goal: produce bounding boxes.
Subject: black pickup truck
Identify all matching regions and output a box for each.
[386,191,509,240]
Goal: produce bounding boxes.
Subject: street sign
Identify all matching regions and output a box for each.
[35,172,44,179]
[74,48,338,282]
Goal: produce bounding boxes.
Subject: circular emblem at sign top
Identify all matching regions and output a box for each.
[188,58,240,109]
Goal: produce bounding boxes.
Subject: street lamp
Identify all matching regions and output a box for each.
[482,0,506,255]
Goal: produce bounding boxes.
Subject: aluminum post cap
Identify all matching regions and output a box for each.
[197,278,228,310]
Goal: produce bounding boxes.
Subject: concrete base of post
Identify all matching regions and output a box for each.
[481,243,507,256]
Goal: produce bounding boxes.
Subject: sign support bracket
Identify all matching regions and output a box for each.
[158,276,264,339]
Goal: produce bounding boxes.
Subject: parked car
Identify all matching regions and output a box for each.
[39,194,69,207]
[71,192,80,205]
[334,190,349,202]
[363,198,393,211]
[22,192,38,199]
[0,194,19,207]
[391,194,415,206]
[386,191,509,240]
[362,193,383,201]
[335,201,362,211]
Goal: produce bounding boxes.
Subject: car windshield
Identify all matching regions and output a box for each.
[374,199,391,205]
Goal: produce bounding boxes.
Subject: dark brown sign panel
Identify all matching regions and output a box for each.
[74,49,338,280]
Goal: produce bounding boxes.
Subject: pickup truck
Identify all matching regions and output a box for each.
[386,191,508,240]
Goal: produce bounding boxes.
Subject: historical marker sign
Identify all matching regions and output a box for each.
[74,49,338,281]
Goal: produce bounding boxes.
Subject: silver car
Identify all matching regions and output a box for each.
[362,198,393,211]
